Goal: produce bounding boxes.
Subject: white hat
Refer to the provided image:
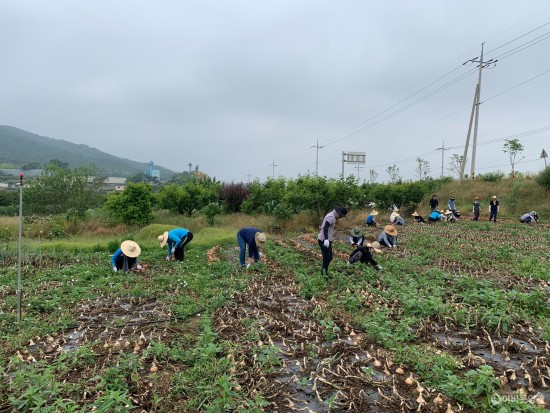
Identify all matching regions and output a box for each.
[158,231,169,248]
[121,240,141,258]
[255,232,267,244]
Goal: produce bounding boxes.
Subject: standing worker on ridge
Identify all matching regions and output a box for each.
[317,206,347,278]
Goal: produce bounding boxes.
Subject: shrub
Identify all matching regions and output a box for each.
[219,183,249,213]
[535,167,550,190]
[479,171,504,182]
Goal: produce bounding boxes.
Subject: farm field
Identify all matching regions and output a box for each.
[0,220,549,412]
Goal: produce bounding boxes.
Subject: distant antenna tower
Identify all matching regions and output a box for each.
[188,163,192,173]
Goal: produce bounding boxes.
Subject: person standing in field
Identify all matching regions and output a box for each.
[429,195,439,212]
[318,206,347,277]
[158,228,194,261]
[111,240,142,272]
[472,197,481,221]
[489,195,499,223]
[236,227,267,269]
[447,197,460,219]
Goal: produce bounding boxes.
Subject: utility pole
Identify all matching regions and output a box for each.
[188,163,192,173]
[341,152,346,177]
[436,141,450,178]
[268,159,278,179]
[17,174,23,322]
[355,164,364,181]
[246,172,252,183]
[310,139,324,176]
[460,43,497,181]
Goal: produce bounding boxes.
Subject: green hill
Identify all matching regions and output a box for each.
[0,125,175,178]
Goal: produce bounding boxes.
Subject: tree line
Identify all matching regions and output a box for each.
[2,159,548,225]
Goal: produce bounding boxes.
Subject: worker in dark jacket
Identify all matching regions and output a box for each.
[348,241,383,270]
[489,196,499,223]
[429,195,439,212]
[317,206,347,277]
[237,227,267,268]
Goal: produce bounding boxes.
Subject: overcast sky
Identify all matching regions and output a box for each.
[1,1,549,182]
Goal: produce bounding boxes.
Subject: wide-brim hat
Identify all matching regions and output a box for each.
[121,240,141,258]
[255,232,267,244]
[384,225,398,236]
[370,210,379,216]
[492,195,497,199]
[367,241,382,253]
[450,197,455,200]
[445,210,452,214]
[351,227,362,237]
[158,231,169,248]
[439,210,445,213]
[411,211,419,217]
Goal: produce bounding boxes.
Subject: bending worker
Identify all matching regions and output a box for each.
[237,227,267,268]
[111,240,142,272]
[158,228,194,261]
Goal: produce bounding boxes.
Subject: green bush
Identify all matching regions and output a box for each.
[479,171,504,182]
[535,167,550,190]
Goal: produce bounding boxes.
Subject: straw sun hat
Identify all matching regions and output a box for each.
[367,241,382,253]
[384,225,398,236]
[255,232,267,244]
[121,240,141,258]
[411,211,419,217]
[158,231,169,248]
[370,210,379,216]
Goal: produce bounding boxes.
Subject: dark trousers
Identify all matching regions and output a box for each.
[318,239,332,274]
[114,255,136,272]
[174,232,193,261]
[489,211,497,222]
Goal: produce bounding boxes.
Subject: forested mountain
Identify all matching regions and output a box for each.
[0,125,175,178]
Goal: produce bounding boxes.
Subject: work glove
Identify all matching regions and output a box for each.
[136,264,142,270]
[166,256,171,261]
[112,266,118,272]
[323,239,330,248]
[171,248,175,254]
[375,264,383,271]
[259,252,263,258]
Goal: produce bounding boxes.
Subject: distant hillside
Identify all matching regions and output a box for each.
[0,125,175,178]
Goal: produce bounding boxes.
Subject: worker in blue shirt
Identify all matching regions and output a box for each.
[158,228,194,261]
[237,227,267,268]
[111,240,142,272]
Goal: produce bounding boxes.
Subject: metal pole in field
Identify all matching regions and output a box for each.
[17,173,24,322]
